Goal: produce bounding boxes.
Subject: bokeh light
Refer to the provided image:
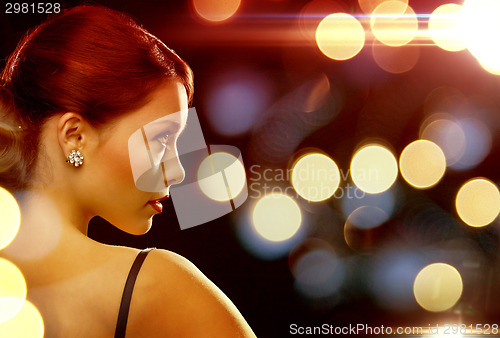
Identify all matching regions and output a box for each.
[302,73,331,113]
[197,152,246,201]
[0,300,43,338]
[358,0,408,15]
[420,116,466,166]
[428,4,466,52]
[205,68,272,137]
[399,140,446,189]
[370,249,424,311]
[316,13,365,60]
[350,144,398,194]
[413,263,463,312]
[461,0,500,73]
[372,43,420,74]
[456,178,500,227]
[341,185,397,221]
[193,0,241,22]
[252,193,302,242]
[299,0,347,41]
[480,61,500,75]
[449,118,492,171]
[344,206,388,252]
[345,205,389,230]
[289,238,345,300]
[370,1,418,47]
[0,187,21,250]
[0,258,27,323]
[291,153,340,202]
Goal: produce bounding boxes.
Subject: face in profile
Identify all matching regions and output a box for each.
[82,81,188,235]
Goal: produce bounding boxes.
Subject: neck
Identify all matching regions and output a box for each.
[2,188,97,267]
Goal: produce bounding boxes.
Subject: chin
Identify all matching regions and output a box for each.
[115,217,153,235]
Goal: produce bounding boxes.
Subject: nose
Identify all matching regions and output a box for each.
[167,159,185,186]
[164,144,185,187]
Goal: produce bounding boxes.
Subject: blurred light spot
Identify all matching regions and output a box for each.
[344,206,388,252]
[289,238,345,300]
[346,205,388,230]
[461,0,500,73]
[0,300,43,337]
[428,4,466,52]
[350,144,398,194]
[252,193,302,242]
[341,185,397,220]
[456,178,500,227]
[0,258,26,323]
[193,0,241,22]
[413,263,463,312]
[436,333,463,338]
[206,69,272,137]
[358,0,408,15]
[372,43,420,74]
[197,152,246,202]
[422,86,467,118]
[1,192,62,261]
[235,206,306,260]
[316,13,365,60]
[399,140,446,189]
[370,1,418,47]
[303,74,330,113]
[299,0,347,41]
[370,249,424,311]
[480,62,500,75]
[450,119,492,171]
[420,117,466,166]
[0,187,20,250]
[291,153,340,202]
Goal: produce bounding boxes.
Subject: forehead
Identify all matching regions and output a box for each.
[127,81,188,128]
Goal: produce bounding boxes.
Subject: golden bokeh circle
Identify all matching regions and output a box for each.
[370,1,418,47]
[350,145,398,194]
[316,13,365,60]
[252,193,302,242]
[413,263,463,312]
[291,153,340,202]
[197,152,246,202]
[456,178,500,227]
[0,187,21,250]
[399,140,446,189]
[193,0,241,22]
[0,258,27,323]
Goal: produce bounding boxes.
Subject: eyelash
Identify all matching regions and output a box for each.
[157,134,170,148]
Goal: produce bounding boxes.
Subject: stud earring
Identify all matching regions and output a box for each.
[67,150,84,167]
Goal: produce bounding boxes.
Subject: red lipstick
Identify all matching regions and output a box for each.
[148,201,163,213]
[148,194,169,213]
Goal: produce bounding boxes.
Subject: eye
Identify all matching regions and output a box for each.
[157,134,170,148]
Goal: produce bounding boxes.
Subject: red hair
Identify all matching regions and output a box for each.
[0,5,193,191]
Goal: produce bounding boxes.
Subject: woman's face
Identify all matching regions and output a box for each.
[81,81,188,235]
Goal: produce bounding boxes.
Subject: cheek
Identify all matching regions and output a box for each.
[104,148,134,184]
[92,138,138,196]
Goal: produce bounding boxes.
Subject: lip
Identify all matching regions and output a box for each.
[148,201,163,213]
[147,194,169,214]
[156,194,170,202]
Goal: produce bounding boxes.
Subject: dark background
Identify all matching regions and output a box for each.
[2,0,500,336]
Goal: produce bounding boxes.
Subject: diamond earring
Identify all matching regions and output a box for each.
[67,150,84,167]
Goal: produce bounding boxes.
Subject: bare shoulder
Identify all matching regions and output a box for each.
[125,249,256,338]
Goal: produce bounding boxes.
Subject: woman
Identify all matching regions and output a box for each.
[0,5,255,337]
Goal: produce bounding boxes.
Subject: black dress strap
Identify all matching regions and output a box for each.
[114,248,155,338]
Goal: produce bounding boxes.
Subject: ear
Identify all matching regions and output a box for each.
[56,112,89,156]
